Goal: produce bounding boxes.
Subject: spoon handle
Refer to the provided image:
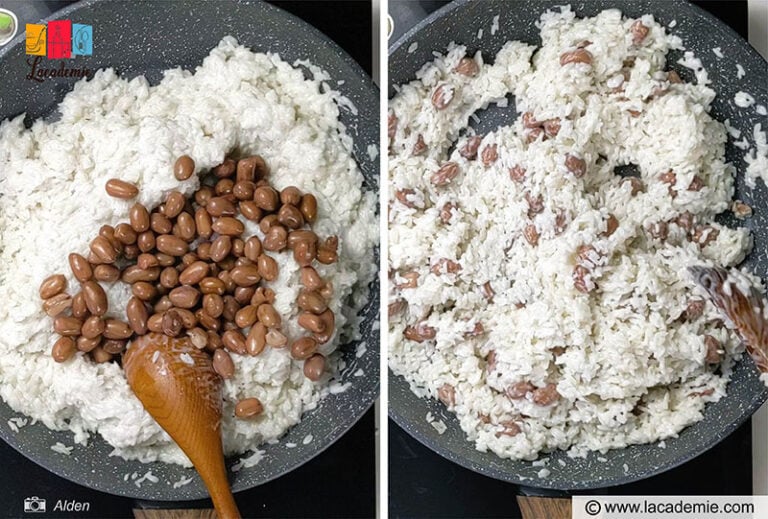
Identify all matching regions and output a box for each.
[195,453,241,519]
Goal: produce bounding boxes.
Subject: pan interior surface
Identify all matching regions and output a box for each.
[0,0,379,501]
[388,0,767,490]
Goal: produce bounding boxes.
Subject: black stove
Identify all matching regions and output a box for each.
[0,1,374,518]
[387,1,753,518]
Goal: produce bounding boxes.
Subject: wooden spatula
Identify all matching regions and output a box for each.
[689,266,768,380]
[123,333,241,519]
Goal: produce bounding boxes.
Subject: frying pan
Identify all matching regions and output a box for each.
[388,0,768,498]
[0,0,379,501]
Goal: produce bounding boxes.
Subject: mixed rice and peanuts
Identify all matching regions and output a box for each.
[389,18,750,415]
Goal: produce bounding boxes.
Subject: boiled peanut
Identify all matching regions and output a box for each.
[52,336,76,363]
[105,179,139,199]
[68,253,93,282]
[213,349,235,378]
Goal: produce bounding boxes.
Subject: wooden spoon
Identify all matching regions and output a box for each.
[689,266,768,380]
[123,333,241,519]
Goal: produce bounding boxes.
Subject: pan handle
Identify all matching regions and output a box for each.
[516,496,572,519]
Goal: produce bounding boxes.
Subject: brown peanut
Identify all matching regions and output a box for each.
[291,336,318,360]
[81,315,105,339]
[297,290,327,314]
[301,267,324,290]
[431,162,459,186]
[174,155,195,180]
[280,186,302,206]
[71,292,88,319]
[68,254,93,282]
[122,266,160,283]
[90,236,118,263]
[212,217,244,236]
[234,286,256,305]
[560,48,593,66]
[169,286,200,309]
[222,329,247,355]
[92,264,119,282]
[246,323,267,356]
[102,339,127,355]
[43,293,72,317]
[631,20,649,45]
[298,312,326,334]
[233,180,255,201]
[213,349,235,378]
[254,186,279,211]
[203,293,225,318]
[200,277,226,295]
[52,336,76,362]
[265,329,287,348]
[300,194,318,224]
[257,254,279,281]
[263,225,288,251]
[76,335,100,352]
[105,179,139,199]
[194,207,213,238]
[303,354,326,381]
[82,280,108,316]
[229,265,260,288]
[129,203,151,232]
[137,230,156,252]
[431,83,454,110]
[40,274,67,299]
[212,158,236,179]
[293,240,317,267]
[313,309,335,344]
[235,398,264,418]
[151,213,173,234]
[234,305,259,328]
[54,316,82,336]
[454,57,479,77]
[159,267,180,289]
[278,204,304,229]
[239,200,262,221]
[147,313,164,333]
[179,261,210,285]
[207,196,237,217]
[195,186,213,206]
[237,156,268,181]
[161,310,183,337]
[256,303,281,328]
[126,297,149,335]
[103,319,132,340]
[156,234,189,256]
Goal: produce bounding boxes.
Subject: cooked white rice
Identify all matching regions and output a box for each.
[0,37,378,466]
[389,7,763,460]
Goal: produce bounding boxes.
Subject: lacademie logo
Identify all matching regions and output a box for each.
[24,19,93,82]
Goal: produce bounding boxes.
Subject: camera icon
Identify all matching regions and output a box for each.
[23,496,46,513]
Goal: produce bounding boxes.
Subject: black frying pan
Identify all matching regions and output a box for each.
[0,0,379,501]
[389,0,768,492]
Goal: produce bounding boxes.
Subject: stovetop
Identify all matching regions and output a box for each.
[0,1,374,518]
[387,1,756,518]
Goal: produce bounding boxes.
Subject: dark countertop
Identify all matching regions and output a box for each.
[387,1,752,518]
[0,1,374,518]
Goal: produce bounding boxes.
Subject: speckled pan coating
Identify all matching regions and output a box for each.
[0,0,379,501]
[389,0,767,491]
